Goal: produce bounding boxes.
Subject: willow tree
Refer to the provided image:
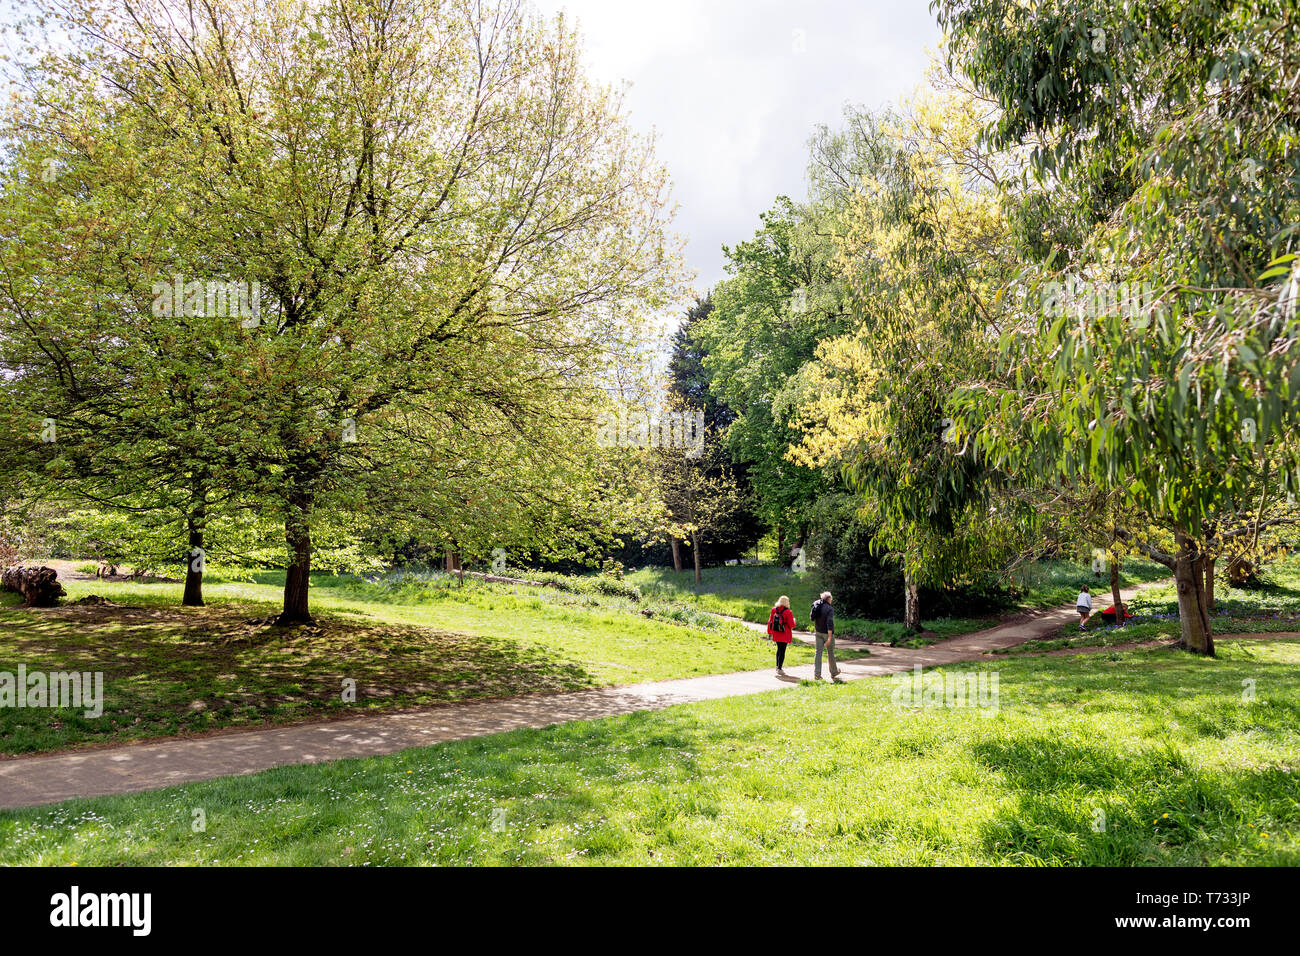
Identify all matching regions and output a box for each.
[938,0,1300,654]
[3,0,684,623]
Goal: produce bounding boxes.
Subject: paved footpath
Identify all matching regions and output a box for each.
[0,582,1158,810]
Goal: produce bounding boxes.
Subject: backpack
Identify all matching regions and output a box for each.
[810,599,825,629]
[768,606,787,634]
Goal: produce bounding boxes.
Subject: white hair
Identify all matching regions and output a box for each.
[821,591,832,600]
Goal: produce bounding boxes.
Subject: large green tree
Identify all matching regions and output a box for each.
[789,84,1023,630]
[938,0,1300,654]
[694,197,847,544]
[1,0,685,622]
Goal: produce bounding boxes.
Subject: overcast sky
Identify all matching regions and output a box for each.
[531,0,942,297]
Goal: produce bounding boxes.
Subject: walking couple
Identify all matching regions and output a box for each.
[766,592,842,682]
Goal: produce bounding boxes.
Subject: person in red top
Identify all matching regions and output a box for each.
[767,594,796,677]
[1100,602,1134,624]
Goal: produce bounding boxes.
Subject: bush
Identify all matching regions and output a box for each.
[808,501,903,617]
[523,569,643,602]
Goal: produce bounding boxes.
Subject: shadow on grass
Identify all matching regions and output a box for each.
[973,733,1300,864]
[0,709,710,865]
[0,601,598,756]
[969,646,1300,864]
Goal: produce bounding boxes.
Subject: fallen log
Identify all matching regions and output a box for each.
[1,566,67,607]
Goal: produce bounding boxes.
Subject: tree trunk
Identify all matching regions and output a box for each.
[903,574,921,632]
[276,495,313,626]
[1172,533,1214,656]
[692,531,702,584]
[776,524,785,565]
[182,510,206,607]
[1108,556,1122,627]
[670,537,683,573]
[1204,556,1216,613]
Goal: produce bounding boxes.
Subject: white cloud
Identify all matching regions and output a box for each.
[534,0,942,294]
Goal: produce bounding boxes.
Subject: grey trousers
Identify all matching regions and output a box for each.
[814,632,839,678]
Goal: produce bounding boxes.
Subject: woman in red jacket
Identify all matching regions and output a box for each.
[767,594,796,677]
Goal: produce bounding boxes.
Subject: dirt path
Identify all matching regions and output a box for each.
[0,578,1170,811]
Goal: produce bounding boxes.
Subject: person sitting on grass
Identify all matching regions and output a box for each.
[1100,602,1135,624]
[767,594,796,677]
[1076,584,1093,630]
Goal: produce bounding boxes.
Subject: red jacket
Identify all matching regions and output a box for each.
[767,606,796,643]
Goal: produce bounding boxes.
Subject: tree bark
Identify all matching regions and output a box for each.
[692,531,702,584]
[1204,556,1216,612]
[776,524,785,565]
[1109,556,1122,627]
[1173,533,1214,656]
[182,518,205,607]
[903,574,921,632]
[182,488,207,608]
[276,493,314,626]
[670,536,683,573]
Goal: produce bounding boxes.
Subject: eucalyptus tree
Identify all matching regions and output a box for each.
[937,0,1300,653]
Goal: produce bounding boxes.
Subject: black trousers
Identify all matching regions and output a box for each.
[776,642,787,668]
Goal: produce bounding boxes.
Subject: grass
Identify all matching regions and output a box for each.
[1009,557,1171,608]
[627,564,994,642]
[3,637,1297,865]
[626,558,1169,645]
[0,569,823,756]
[1000,554,1300,656]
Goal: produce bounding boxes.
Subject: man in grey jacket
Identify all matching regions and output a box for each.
[811,591,840,682]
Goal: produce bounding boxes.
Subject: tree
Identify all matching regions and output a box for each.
[938,0,1300,654]
[694,197,848,540]
[788,81,1020,631]
[665,294,763,566]
[2,0,685,623]
[657,438,746,584]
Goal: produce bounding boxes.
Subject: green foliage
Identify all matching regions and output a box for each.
[0,0,685,620]
[694,197,848,531]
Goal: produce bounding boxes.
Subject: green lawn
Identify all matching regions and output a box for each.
[626,558,1170,645]
[3,637,1296,865]
[1008,557,1172,608]
[0,570,821,755]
